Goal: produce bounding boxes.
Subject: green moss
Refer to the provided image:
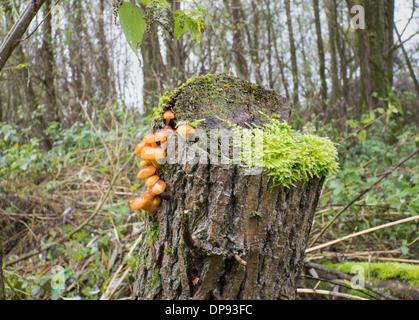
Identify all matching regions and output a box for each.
[151,74,290,131]
[234,115,339,188]
[153,105,164,120]
[251,211,263,219]
[149,270,160,286]
[325,261,419,286]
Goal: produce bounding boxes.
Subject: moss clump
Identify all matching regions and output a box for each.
[151,74,290,131]
[236,115,339,188]
[325,261,419,286]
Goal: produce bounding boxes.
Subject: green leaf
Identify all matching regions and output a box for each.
[361,118,373,124]
[118,2,147,57]
[186,16,205,43]
[174,11,187,40]
[400,246,409,255]
[346,119,358,129]
[358,130,367,141]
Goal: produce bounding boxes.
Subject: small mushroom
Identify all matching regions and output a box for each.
[137,166,157,179]
[135,141,151,156]
[152,196,161,206]
[131,197,148,210]
[163,111,175,126]
[143,190,155,202]
[176,125,195,139]
[155,130,168,143]
[151,180,166,195]
[140,159,151,167]
[141,147,166,161]
[144,133,157,144]
[143,202,158,214]
[145,175,160,188]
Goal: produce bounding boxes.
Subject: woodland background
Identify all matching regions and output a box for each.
[0,0,418,300]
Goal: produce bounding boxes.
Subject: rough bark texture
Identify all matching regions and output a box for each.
[133,75,325,300]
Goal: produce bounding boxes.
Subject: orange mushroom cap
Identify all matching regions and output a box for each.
[143,203,158,213]
[144,133,157,144]
[145,175,160,188]
[151,180,166,195]
[152,196,161,206]
[163,111,175,120]
[140,159,151,167]
[176,125,195,138]
[131,197,148,210]
[141,147,166,161]
[135,141,151,156]
[155,130,168,143]
[137,166,156,179]
[143,190,155,202]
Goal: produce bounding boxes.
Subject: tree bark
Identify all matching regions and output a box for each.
[327,0,339,107]
[227,0,250,80]
[312,0,327,105]
[284,0,299,106]
[41,0,58,123]
[346,0,394,111]
[132,75,325,300]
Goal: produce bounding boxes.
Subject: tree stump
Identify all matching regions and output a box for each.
[133,75,325,300]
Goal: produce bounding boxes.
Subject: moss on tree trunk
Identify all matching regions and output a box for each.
[133,74,325,300]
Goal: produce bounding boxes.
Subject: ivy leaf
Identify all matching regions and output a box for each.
[118,2,147,57]
[174,10,187,40]
[187,16,205,43]
[358,130,367,141]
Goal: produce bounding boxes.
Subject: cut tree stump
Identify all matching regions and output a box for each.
[133,75,325,300]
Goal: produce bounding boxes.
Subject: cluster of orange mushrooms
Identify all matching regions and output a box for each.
[130,110,195,217]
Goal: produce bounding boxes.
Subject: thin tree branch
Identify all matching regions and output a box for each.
[0,0,47,71]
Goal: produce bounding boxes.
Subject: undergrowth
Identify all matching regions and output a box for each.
[0,99,418,300]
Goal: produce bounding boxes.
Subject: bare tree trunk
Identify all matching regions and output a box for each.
[96,0,112,100]
[41,0,58,123]
[132,75,325,300]
[285,0,299,106]
[227,0,249,80]
[312,0,327,105]
[327,0,339,107]
[141,23,167,114]
[165,0,187,87]
[264,0,290,99]
[346,0,394,111]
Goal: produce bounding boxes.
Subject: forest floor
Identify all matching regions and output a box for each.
[1,104,418,300]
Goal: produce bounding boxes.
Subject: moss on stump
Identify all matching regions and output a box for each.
[151,74,291,132]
